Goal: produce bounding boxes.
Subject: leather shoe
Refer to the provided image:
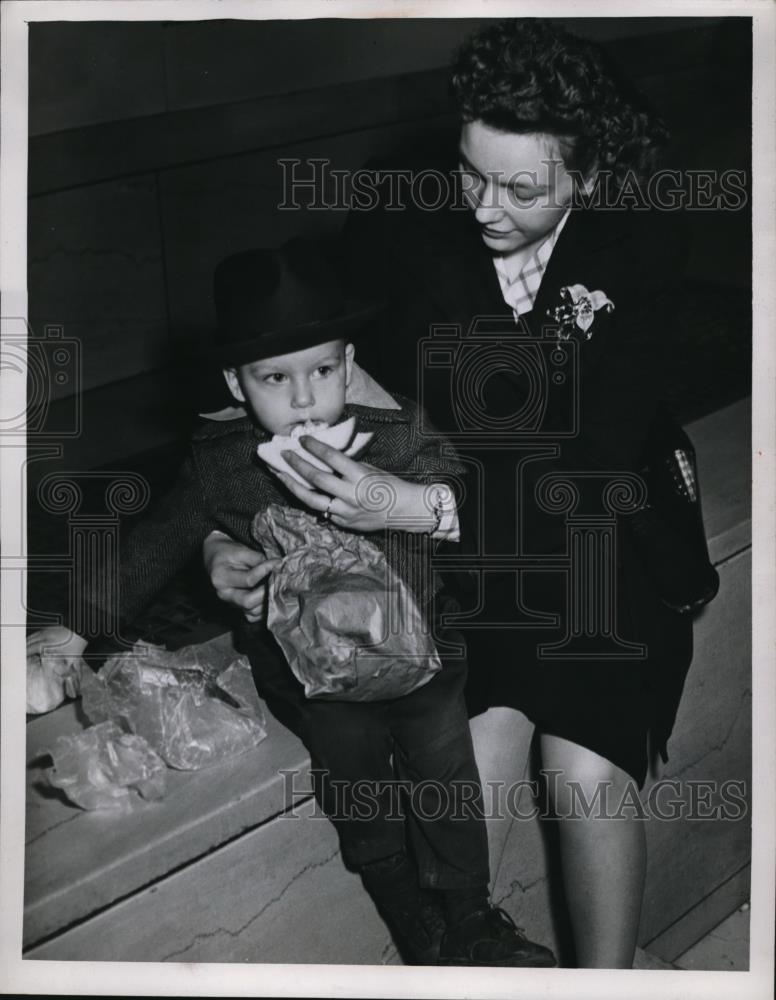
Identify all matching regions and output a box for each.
[439,906,557,967]
[382,895,446,965]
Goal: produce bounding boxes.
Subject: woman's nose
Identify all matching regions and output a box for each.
[472,179,503,225]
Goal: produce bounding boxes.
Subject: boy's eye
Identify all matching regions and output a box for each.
[315,365,334,377]
[263,372,288,384]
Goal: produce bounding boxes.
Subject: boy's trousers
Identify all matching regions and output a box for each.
[239,623,490,890]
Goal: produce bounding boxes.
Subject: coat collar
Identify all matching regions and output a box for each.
[408,200,634,333]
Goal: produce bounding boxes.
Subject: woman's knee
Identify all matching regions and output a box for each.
[539,733,638,816]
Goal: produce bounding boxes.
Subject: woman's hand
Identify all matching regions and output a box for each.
[202,531,279,623]
[271,436,439,534]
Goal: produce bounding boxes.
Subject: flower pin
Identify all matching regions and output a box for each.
[547,283,614,341]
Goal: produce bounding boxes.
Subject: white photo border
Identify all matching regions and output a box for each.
[2,2,773,997]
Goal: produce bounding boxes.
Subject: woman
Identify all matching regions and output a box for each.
[205,19,698,968]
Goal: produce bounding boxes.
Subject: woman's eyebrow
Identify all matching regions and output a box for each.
[459,150,548,192]
[507,176,548,193]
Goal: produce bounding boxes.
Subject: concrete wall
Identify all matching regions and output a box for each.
[28,17,751,407]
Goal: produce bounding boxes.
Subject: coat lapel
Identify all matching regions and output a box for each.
[531,207,632,337]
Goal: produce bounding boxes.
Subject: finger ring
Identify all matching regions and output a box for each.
[321,497,335,522]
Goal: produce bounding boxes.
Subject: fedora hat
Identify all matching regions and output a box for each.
[212,237,381,367]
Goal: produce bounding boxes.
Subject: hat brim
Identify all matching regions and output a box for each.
[212,299,383,368]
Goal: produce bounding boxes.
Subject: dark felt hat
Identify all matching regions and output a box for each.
[212,238,381,367]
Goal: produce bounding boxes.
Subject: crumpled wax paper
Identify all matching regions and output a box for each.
[79,640,267,771]
[252,504,441,702]
[26,651,83,715]
[44,721,167,811]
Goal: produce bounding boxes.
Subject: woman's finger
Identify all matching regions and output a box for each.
[281,451,354,500]
[297,436,370,480]
[273,465,346,512]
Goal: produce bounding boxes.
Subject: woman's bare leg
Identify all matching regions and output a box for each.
[469,707,535,886]
[539,733,647,968]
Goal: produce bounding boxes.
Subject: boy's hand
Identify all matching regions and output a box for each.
[203,531,279,623]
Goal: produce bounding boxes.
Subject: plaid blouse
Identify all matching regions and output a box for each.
[493,209,571,318]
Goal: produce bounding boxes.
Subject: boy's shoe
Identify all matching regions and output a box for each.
[438,906,557,967]
[360,852,446,965]
[386,896,446,966]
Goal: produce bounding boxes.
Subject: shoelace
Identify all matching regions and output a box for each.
[482,906,530,941]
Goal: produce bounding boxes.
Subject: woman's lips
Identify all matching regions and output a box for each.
[481,226,512,239]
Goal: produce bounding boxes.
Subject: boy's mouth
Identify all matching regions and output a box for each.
[288,418,327,436]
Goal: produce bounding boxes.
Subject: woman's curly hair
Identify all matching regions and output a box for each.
[451,19,669,189]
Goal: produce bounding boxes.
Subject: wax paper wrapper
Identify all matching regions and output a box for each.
[26,651,83,715]
[44,721,167,811]
[80,640,267,770]
[253,504,441,701]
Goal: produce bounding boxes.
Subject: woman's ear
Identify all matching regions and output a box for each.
[223,368,246,403]
[344,342,355,386]
[579,166,599,197]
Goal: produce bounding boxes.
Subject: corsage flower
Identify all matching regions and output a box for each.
[547,284,614,341]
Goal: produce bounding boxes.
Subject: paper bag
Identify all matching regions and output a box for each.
[252,504,441,701]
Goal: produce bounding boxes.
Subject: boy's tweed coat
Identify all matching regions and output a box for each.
[68,396,465,649]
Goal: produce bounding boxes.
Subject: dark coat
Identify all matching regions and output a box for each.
[344,187,696,783]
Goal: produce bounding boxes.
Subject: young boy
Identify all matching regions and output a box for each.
[27,239,556,968]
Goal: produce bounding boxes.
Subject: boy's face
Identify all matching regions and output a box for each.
[458,120,581,256]
[224,339,354,437]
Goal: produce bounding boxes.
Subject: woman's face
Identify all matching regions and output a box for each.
[458,120,579,255]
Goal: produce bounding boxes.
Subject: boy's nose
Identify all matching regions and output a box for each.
[290,379,314,409]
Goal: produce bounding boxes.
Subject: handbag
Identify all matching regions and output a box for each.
[625,406,720,615]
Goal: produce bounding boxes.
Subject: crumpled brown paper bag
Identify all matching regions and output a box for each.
[252,504,441,701]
